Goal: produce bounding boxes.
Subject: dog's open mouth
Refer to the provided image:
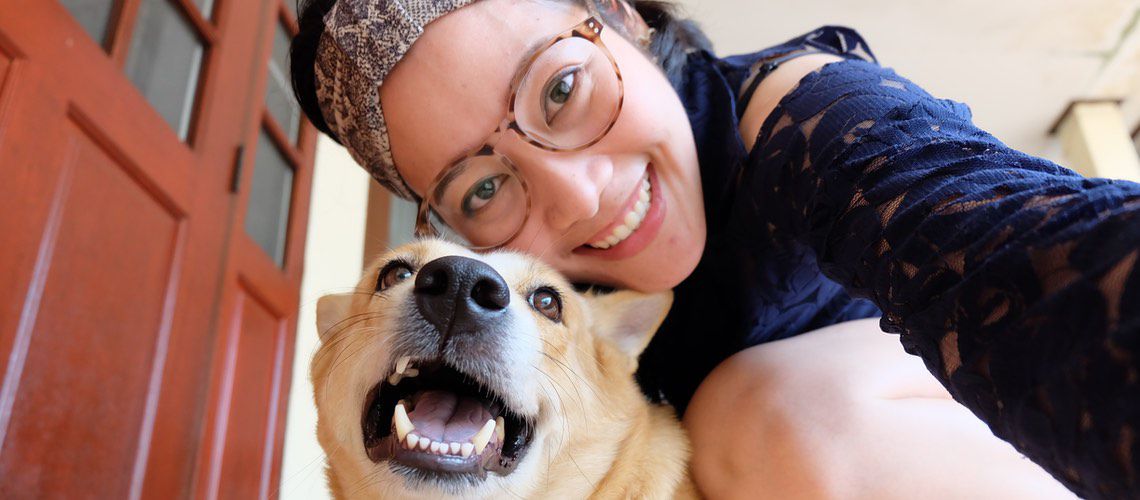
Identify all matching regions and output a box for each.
[361,356,535,479]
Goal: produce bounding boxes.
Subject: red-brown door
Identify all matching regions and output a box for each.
[192,1,318,498]
[0,0,315,497]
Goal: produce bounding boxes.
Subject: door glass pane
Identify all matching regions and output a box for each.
[245,131,294,266]
[59,0,115,48]
[265,23,300,144]
[124,0,204,140]
[192,0,215,19]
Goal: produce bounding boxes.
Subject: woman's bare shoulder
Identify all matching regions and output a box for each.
[738,53,845,152]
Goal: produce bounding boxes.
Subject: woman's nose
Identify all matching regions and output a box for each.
[524,154,613,232]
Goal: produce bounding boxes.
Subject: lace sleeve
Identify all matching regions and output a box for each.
[747,59,1140,498]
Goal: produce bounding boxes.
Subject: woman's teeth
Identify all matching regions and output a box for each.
[589,174,651,249]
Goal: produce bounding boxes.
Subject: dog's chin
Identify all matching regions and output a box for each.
[386,463,490,493]
[360,358,537,486]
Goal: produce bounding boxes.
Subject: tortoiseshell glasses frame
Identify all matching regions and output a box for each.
[413,16,626,250]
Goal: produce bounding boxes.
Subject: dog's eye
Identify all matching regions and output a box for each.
[528,288,562,322]
[377,262,414,292]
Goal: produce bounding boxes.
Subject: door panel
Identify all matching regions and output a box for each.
[196,3,315,498]
[0,0,314,497]
[215,287,288,500]
[0,113,186,498]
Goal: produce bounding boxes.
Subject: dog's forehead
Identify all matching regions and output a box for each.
[414,239,478,261]
[483,251,566,287]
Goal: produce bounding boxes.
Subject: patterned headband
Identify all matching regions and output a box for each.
[313,0,644,200]
[314,0,477,200]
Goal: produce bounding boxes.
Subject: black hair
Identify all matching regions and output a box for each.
[288,0,712,145]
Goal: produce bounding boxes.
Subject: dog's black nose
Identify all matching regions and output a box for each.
[414,256,510,334]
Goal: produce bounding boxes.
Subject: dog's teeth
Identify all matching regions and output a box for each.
[406,433,420,450]
[396,356,410,374]
[495,416,505,442]
[418,438,430,451]
[449,442,461,454]
[471,419,496,454]
[430,441,442,454]
[404,368,419,377]
[461,442,474,458]
[393,403,414,441]
[387,373,402,386]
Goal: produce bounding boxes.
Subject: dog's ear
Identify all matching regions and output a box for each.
[316,293,354,342]
[587,290,673,358]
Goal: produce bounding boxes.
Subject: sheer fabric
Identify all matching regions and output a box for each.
[639,26,1140,497]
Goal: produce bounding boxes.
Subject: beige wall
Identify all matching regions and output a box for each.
[280,137,369,500]
[676,0,1140,163]
[281,2,1140,498]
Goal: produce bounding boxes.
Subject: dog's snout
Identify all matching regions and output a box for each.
[414,256,510,334]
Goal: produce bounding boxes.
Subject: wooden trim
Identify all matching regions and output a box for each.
[171,0,218,44]
[280,1,299,34]
[263,111,304,169]
[108,0,142,67]
[1055,100,1140,181]
[363,181,392,267]
[1048,98,1125,135]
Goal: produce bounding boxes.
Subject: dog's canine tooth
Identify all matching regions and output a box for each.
[495,416,505,442]
[449,442,461,454]
[403,368,419,377]
[460,442,474,458]
[393,403,414,441]
[471,419,496,454]
[387,373,403,386]
[406,433,420,450]
[395,356,410,374]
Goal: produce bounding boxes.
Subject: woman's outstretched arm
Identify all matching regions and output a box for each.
[747,58,1140,498]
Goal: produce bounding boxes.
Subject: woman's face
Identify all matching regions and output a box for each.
[381,0,705,292]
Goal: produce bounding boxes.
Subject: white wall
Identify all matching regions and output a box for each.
[279,136,369,500]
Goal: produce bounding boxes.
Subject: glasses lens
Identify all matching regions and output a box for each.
[514,36,621,150]
[429,154,528,249]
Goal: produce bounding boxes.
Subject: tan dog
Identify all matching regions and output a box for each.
[311,239,696,499]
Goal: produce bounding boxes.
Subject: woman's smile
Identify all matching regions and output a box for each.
[585,168,651,249]
[574,165,666,260]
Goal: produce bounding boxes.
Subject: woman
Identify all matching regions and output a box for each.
[291,0,1140,497]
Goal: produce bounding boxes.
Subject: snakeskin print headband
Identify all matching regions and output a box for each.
[314,0,477,200]
[314,0,646,200]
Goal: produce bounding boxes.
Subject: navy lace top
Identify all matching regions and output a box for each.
[636,27,1140,498]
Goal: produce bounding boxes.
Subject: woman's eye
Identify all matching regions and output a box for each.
[528,288,563,323]
[462,175,505,215]
[377,262,414,292]
[542,68,579,125]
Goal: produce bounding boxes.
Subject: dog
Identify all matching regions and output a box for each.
[311,239,697,499]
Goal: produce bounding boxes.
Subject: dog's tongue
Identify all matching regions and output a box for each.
[408,390,492,443]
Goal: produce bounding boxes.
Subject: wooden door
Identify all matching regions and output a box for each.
[193,1,318,498]
[0,0,315,497]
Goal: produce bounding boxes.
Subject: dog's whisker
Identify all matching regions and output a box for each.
[317,310,385,345]
[539,351,589,417]
[529,363,578,479]
[538,338,608,415]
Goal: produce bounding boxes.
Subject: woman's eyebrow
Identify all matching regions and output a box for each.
[443,37,548,166]
[509,36,549,89]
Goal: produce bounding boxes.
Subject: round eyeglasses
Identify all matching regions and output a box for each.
[414,17,624,250]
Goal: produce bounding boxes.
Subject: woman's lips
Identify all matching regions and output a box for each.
[585,171,650,249]
[573,165,666,261]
